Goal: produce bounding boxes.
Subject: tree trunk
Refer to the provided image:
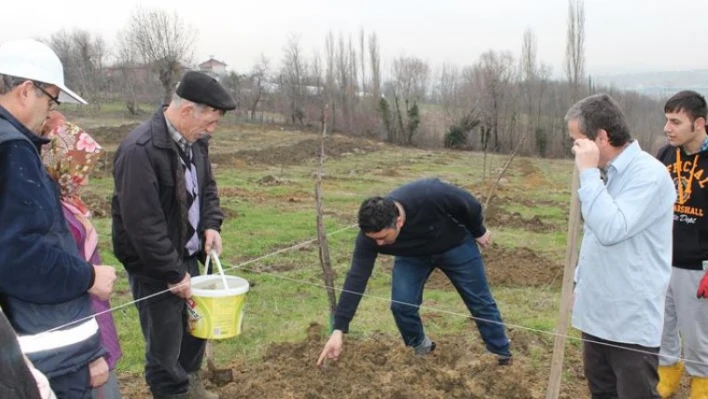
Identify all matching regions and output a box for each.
[315,105,337,323]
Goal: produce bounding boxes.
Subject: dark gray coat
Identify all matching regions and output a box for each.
[111,109,223,284]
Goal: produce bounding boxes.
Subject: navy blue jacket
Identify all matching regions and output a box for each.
[0,105,104,378]
[333,178,487,332]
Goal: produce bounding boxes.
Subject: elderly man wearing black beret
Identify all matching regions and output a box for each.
[111,71,236,399]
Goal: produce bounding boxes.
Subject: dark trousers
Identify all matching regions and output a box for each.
[130,258,206,397]
[50,366,91,399]
[390,237,511,356]
[582,332,660,399]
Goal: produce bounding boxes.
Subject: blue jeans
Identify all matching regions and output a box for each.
[390,237,511,357]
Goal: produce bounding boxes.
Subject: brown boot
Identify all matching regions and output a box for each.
[188,372,219,399]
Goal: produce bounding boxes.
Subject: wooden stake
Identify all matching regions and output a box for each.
[545,166,582,399]
[483,131,527,211]
[315,105,337,325]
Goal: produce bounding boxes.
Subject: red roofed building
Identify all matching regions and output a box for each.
[198,56,227,76]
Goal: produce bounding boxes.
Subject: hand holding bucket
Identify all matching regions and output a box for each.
[186,251,250,339]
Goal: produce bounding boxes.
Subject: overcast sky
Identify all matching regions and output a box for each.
[3,0,706,78]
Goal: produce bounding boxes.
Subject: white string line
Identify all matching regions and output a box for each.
[223,263,707,367]
[29,224,703,367]
[31,224,357,336]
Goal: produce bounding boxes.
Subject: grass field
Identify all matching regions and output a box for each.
[65,117,691,398]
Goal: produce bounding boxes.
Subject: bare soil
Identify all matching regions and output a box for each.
[212,136,382,168]
[426,245,563,290]
[119,324,589,399]
[484,201,556,233]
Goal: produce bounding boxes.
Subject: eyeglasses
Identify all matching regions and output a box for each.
[33,83,61,108]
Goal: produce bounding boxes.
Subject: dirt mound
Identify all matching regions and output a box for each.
[485,203,555,233]
[375,168,403,177]
[517,159,539,177]
[231,136,381,166]
[257,175,283,186]
[89,123,140,146]
[210,324,585,399]
[118,324,588,399]
[89,151,114,178]
[427,245,563,289]
[82,191,112,218]
[516,158,548,187]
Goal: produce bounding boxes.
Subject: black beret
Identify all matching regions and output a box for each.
[175,71,237,111]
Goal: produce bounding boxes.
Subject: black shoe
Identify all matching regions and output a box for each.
[153,394,190,399]
[497,355,512,366]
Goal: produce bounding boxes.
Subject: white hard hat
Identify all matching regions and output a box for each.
[0,38,87,105]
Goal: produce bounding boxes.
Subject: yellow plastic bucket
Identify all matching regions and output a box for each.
[186,252,250,340]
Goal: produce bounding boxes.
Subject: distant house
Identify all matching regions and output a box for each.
[199,56,228,76]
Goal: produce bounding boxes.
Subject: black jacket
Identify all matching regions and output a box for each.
[333,178,487,332]
[0,310,41,399]
[111,109,223,283]
[657,144,708,270]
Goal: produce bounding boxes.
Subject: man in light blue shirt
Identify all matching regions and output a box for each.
[567,93,676,399]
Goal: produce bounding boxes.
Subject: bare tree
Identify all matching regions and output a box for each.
[368,32,381,102]
[336,33,352,131]
[48,31,73,65]
[521,28,538,84]
[47,29,108,109]
[565,0,586,100]
[388,56,429,144]
[324,31,337,129]
[114,29,146,115]
[392,56,430,107]
[359,28,366,96]
[311,50,326,129]
[534,63,553,156]
[74,31,107,108]
[437,62,462,125]
[120,6,196,104]
[520,28,538,148]
[347,35,359,129]
[247,54,270,121]
[473,50,516,152]
[281,34,307,125]
[221,71,244,114]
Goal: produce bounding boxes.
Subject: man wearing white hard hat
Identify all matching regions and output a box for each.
[0,38,117,399]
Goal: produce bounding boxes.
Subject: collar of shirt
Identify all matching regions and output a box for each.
[679,136,708,155]
[602,140,639,178]
[164,114,190,153]
[700,136,708,153]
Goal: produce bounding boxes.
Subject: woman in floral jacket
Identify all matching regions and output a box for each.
[41,111,123,399]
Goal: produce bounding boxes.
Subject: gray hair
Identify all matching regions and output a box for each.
[0,74,27,95]
[565,93,632,146]
[170,92,207,113]
[0,74,52,96]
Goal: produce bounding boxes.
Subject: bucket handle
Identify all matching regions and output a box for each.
[203,250,230,289]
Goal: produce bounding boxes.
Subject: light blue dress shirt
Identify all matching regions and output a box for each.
[571,140,676,347]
